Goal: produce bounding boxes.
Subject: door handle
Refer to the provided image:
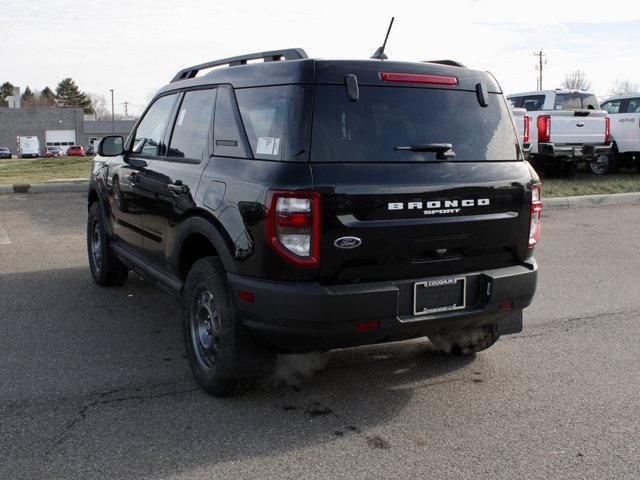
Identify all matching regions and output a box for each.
[167,181,189,195]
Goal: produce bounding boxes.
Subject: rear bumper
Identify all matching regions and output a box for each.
[228,260,538,352]
[538,142,612,160]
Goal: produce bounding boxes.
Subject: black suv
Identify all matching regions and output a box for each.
[87,48,541,395]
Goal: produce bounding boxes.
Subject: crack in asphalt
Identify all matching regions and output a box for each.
[43,383,199,455]
[513,307,640,341]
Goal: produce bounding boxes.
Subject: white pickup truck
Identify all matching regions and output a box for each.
[507,90,612,176]
[511,107,531,156]
[600,94,640,173]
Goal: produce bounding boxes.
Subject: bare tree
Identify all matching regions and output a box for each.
[609,79,639,96]
[561,70,592,91]
[88,93,111,119]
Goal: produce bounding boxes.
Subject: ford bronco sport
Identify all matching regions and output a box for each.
[87,48,540,396]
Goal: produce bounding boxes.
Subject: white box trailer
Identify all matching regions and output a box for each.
[17,136,40,158]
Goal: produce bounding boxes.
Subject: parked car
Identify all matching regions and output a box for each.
[87,48,541,396]
[600,94,640,172]
[67,145,85,157]
[44,146,64,158]
[85,145,96,156]
[17,136,40,158]
[0,147,11,159]
[507,90,611,176]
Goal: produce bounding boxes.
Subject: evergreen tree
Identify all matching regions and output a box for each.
[39,87,56,106]
[0,81,15,106]
[21,86,36,106]
[54,78,94,114]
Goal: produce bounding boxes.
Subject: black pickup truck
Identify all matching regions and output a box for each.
[87,49,541,395]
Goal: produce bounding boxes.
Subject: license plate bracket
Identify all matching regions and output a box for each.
[413,277,466,316]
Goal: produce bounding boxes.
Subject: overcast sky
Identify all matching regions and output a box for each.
[1,0,638,116]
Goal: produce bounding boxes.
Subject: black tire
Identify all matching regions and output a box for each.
[608,147,621,174]
[586,155,609,175]
[182,257,238,396]
[87,202,129,286]
[428,326,500,355]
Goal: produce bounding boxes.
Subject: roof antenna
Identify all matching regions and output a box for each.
[370,17,394,60]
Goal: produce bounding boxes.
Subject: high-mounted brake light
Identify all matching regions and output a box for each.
[380,72,458,85]
[605,115,611,142]
[537,115,551,143]
[528,184,542,248]
[265,191,321,266]
[523,115,530,144]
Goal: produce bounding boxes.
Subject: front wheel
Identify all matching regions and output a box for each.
[87,202,129,286]
[182,257,238,396]
[428,326,500,355]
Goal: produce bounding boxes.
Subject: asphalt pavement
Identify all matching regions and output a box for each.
[1,192,639,479]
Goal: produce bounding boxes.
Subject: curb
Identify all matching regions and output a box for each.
[544,192,640,209]
[0,181,89,194]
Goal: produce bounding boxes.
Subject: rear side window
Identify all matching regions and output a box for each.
[554,93,599,110]
[311,85,519,162]
[235,85,312,161]
[132,94,177,157]
[168,89,216,160]
[213,85,250,159]
[509,95,545,111]
[601,99,622,114]
[625,98,640,113]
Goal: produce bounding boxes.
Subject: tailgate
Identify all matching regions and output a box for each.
[550,110,607,144]
[313,162,533,284]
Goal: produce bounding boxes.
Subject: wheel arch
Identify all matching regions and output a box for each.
[174,209,239,281]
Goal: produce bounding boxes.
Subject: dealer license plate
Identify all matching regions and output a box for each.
[413,277,466,316]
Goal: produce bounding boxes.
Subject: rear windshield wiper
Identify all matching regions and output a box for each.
[394,143,455,160]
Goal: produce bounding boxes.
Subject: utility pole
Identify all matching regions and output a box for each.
[110,89,115,133]
[534,50,546,90]
[124,102,128,117]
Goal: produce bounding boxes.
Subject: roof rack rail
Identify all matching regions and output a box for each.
[423,59,467,68]
[170,48,308,83]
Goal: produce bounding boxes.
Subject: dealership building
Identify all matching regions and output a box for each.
[0,106,136,155]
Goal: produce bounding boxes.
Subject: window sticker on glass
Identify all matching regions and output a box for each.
[256,137,280,155]
[177,108,187,126]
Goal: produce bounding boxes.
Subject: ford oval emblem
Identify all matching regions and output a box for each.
[334,236,362,249]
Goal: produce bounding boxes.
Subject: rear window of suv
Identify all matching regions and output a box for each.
[311,86,519,162]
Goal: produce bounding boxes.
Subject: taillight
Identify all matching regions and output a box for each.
[529,183,542,248]
[265,191,321,266]
[605,115,611,142]
[523,115,530,143]
[537,115,551,143]
[380,72,458,85]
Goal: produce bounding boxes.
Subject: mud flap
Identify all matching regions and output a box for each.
[493,310,523,335]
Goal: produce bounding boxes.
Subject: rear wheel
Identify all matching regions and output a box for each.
[586,154,609,175]
[608,147,621,174]
[182,257,238,396]
[87,202,129,286]
[428,326,500,355]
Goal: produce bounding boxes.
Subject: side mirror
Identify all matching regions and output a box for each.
[98,136,124,156]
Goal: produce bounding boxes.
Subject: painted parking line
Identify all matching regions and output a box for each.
[0,223,11,245]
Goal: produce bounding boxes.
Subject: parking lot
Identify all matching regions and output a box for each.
[1,192,639,479]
